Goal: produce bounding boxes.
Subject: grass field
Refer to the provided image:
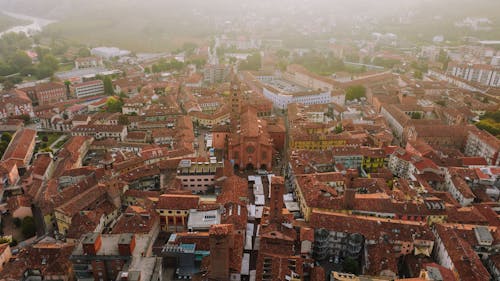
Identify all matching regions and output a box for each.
[36,132,63,152]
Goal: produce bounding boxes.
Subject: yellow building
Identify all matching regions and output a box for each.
[155,194,199,232]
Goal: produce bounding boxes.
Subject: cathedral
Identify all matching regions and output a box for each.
[213,74,274,171]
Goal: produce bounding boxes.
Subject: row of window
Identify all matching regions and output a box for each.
[181,178,213,182]
[159,210,186,215]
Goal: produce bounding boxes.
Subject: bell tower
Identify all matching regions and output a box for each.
[229,72,241,131]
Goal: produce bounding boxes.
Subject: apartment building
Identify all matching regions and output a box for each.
[72,80,105,99]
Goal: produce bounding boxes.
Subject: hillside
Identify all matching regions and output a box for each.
[0,12,29,32]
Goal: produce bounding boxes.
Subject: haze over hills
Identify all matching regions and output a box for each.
[0,0,499,51]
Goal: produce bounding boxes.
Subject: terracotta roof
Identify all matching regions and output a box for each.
[310,211,434,242]
[300,227,314,242]
[56,183,108,217]
[468,126,500,150]
[156,194,199,210]
[124,189,160,199]
[451,174,475,199]
[446,206,489,225]
[461,157,488,166]
[125,131,147,140]
[217,175,248,204]
[66,201,117,239]
[1,241,74,280]
[365,243,398,276]
[112,208,159,234]
[32,153,53,177]
[7,195,31,211]
[209,223,233,237]
[1,128,36,165]
[434,224,491,281]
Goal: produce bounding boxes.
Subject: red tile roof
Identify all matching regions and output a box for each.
[156,194,199,210]
[310,211,434,243]
[217,175,248,204]
[1,241,74,279]
[435,224,491,281]
[1,128,36,165]
[112,208,159,234]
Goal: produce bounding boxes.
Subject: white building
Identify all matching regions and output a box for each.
[444,168,478,207]
[464,128,500,166]
[75,56,104,69]
[203,65,229,84]
[72,80,105,99]
[187,209,222,232]
[91,47,131,59]
[380,105,408,144]
[71,124,127,141]
[447,62,500,87]
[260,77,340,109]
[176,159,223,193]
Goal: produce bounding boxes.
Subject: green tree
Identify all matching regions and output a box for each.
[9,238,17,247]
[239,52,261,71]
[36,65,55,79]
[411,112,423,119]
[276,49,290,59]
[1,79,15,90]
[343,257,360,274]
[345,85,366,101]
[34,46,50,62]
[373,57,400,68]
[414,70,423,79]
[20,66,37,76]
[77,47,91,57]
[64,80,71,95]
[106,97,123,113]
[0,61,15,76]
[436,100,446,107]
[20,114,31,123]
[40,54,59,72]
[9,50,32,72]
[1,132,12,143]
[13,218,21,227]
[103,76,114,95]
[0,141,8,158]
[182,42,198,56]
[21,216,36,238]
[188,58,206,68]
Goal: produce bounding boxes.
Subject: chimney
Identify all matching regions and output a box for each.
[118,233,136,256]
[270,176,285,225]
[82,233,102,255]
